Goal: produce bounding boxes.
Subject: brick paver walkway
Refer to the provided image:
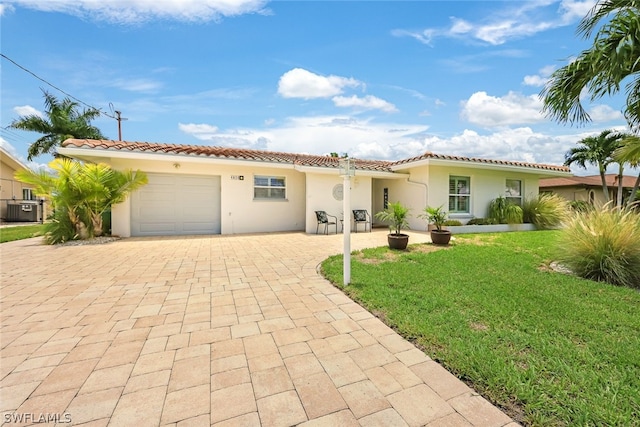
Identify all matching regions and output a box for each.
[1,231,517,426]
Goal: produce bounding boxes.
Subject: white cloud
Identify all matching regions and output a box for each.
[393,0,596,46]
[6,0,268,24]
[179,115,430,160]
[277,68,361,99]
[461,91,545,127]
[588,105,623,122]
[420,127,596,170]
[474,20,553,45]
[390,29,435,46]
[177,115,609,170]
[523,65,556,87]
[0,4,14,15]
[13,105,43,118]
[559,0,597,24]
[332,95,398,113]
[111,78,163,93]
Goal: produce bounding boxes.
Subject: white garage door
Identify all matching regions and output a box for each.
[131,173,221,236]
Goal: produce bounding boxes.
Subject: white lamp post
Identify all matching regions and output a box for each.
[339,158,355,285]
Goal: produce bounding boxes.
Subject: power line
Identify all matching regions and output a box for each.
[1,53,116,119]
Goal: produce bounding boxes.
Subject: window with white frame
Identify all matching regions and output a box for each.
[22,188,36,201]
[254,176,286,200]
[449,176,470,213]
[505,179,522,206]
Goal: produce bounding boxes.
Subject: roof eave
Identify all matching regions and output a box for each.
[392,157,570,176]
[58,146,298,170]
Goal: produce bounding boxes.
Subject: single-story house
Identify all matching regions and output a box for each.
[59,139,571,237]
[540,174,638,206]
[0,146,45,223]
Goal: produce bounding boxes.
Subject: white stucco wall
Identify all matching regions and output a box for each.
[305,173,373,233]
[108,158,306,236]
[426,165,541,222]
[372,177,427,231]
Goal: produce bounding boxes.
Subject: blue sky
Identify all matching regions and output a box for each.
[0,0,632,175]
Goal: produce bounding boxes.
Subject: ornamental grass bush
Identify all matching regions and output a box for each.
[523,193,568,229]
[558,205,640,288]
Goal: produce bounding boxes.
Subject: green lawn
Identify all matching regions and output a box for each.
[0,224,45,243]
[321,231,640,426]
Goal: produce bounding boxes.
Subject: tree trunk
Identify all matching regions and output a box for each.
[90,212,103,237]
[599,168,610,203]
[628,173,640,205]
[617,164,624,207]
[68,208,90,240]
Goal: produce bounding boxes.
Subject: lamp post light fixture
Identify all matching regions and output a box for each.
[338,158,355,285]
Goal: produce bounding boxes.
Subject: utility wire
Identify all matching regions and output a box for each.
[1,53,116,119]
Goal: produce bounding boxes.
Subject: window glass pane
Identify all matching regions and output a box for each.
[506,179,521,197]
[254,188,269,198]
[458,196,468,212]
[254,176,269,186]
[270,188,286,198]
[271,178,285,187]
[506,197,521,206]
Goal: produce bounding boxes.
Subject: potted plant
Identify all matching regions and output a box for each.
[420,205,452,245]
[375,202,410,250]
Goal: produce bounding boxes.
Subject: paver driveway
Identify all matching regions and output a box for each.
[1,231,517,426]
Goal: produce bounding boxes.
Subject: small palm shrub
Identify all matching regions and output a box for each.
[43,207,78,244]
[522,193,568,229]
[558,206,640,288]
[375,202,410,235]
[488,196,523,224]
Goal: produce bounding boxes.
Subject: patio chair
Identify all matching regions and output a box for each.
[352,209,371,233]
[315,210,338,235]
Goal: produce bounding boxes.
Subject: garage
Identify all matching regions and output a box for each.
[131,173,221,236]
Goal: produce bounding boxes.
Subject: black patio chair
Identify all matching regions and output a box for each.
[315,211,338,235]
[352,209,371,232]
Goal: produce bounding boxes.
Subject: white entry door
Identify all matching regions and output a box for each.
[131,173,221,236]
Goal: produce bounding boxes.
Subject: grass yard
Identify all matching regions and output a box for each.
[0,224,45,243]
[321,231,640,426]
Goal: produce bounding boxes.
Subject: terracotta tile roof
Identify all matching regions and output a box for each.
[62,139,393,172]
[62,139,570,174]
[540,174,638,188]
[391,151,571,173]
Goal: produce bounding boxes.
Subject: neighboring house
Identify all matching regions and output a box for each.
[59,139,571,237]
[539,174,638,206]
[0,146,42,223]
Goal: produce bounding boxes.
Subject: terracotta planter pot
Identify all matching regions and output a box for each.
[430,230,451,245]
[388,233,409,250]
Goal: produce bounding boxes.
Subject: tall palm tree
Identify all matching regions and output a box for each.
[541,0,640,130]
[615,135,640,203]
[564,130,625,203]
[9,90,106,160]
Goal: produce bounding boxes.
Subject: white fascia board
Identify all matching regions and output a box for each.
[293,164,406,179]
[0,146,30,171]
[58,147,296,170]
[392,157,570,177]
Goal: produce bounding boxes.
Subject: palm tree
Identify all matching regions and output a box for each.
[15,159,147,242]
[541,0,640,130]
[564,130,625,203]
[615,135,640,203]
[9,90,106,160]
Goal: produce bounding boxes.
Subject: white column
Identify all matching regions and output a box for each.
[343,175,351,285]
